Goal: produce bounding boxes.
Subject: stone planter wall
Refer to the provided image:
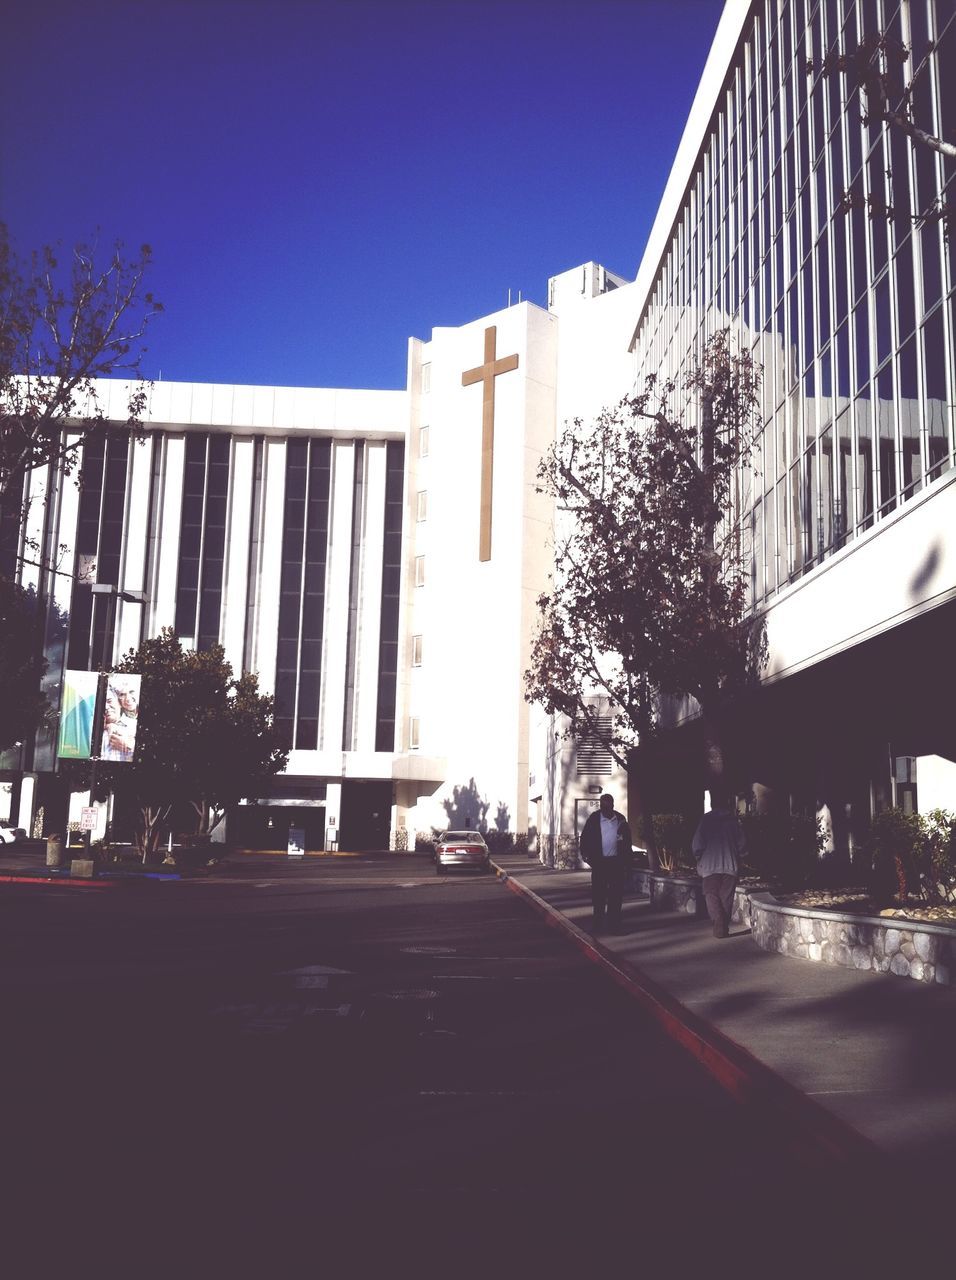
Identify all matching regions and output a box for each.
[632,872,760,925]
[749,892,956,986]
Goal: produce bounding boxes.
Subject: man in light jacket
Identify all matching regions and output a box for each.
[579,793,632,934]
[692,789,746,939]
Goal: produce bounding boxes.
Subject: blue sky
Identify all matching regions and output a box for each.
[2,0,723,390]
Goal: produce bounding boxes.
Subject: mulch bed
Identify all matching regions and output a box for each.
[775,887,956,927]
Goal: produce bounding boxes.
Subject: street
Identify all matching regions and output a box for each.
[0,854,870,1267]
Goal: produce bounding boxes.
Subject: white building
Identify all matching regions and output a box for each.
[1,264,640,854]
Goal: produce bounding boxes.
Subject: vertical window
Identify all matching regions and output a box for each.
[375,440,405,751]
[175,432,231,652]
[421,363,431,394]
[419,425,429,458]
[416,490,427,522]
[67,431,130,668]
[414,555,425,587]
[411,634,423,667]
[275,438,331,750]
[409,716,420,750]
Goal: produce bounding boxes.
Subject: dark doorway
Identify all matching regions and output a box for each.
[340,781,392,851]
[231,804,325,851]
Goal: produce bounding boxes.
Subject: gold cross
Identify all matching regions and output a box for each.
[461,326,519,562]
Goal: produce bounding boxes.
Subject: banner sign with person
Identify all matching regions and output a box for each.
[100,674,141,763]
[57,670,100,759]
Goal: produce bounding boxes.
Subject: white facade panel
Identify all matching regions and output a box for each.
[250,438,286,693]
[151,435,184,635]
[764,472,956,683]
[221,437,255,672]
[115,436,154,658]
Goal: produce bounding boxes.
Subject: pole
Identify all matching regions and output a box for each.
[86,587,118,850]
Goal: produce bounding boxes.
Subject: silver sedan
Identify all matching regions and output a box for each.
[434,831,491,875]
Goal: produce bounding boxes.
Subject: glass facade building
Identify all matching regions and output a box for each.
[631,0,955,606]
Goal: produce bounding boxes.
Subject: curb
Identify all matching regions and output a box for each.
[492,860,882,1170]
[0,873,112,888]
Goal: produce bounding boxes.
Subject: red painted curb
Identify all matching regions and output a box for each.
[0,874,110,888]
[493,862,881,1170]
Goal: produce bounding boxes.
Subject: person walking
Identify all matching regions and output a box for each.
[579,793,632,933]
[692,789,746,939]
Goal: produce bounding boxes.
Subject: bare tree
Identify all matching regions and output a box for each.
[526,333,762,866]
[0,223,163,504]
[809,32,954,230]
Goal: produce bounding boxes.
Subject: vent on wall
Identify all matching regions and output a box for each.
[575,717,613,776]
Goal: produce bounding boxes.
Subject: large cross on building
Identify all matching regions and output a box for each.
[461,325,519,562]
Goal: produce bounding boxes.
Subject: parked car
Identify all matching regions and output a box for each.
[0,823,26,845]
[434,830,491,875]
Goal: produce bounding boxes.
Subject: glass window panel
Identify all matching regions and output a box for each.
[874,271,893,368]
[868,149,890,276]
[895,234,916,344]
[920,221,943,316]
[845,103,862,183]
[898,334,921,496]
[888,126,911,233]
[853,299,871,391]
[850,199,868,304]
[877,364,897,514]
[834,407,851,547]
[790,461,805,576]
[775,478,788,587]
[923,306,952,478]
[854,391,875,531]
[936,21,956,188]
[817,230,831,349]
[834,319,851,404]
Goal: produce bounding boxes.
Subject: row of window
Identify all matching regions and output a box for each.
[633,0,956,606]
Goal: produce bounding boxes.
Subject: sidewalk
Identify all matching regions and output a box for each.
[493,851,956,1173]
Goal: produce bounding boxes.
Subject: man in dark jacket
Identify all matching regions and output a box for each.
[579,793,632,933]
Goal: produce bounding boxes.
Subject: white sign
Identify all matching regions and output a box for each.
[287,827,305,857]
[80,806,97,831]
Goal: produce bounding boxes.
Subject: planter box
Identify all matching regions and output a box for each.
[749,892,956,986]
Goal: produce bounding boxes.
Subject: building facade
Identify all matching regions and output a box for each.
[626,0,956,845]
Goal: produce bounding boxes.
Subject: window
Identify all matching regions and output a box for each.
[414,555,425,587]
[419,425,429,458]
[421,363,431,394]
[416,490,427,521]
[411,634,423,667]
[409,716,420,750]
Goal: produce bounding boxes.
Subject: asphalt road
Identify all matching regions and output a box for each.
[0,854,878,1268]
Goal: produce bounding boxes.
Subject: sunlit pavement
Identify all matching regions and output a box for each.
[493,851,956,1174]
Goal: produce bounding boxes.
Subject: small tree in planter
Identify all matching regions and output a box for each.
[866,807,923,906]
[650,814,693,875]
[913,809,956,907]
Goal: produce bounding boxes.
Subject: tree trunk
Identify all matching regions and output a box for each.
[634,772,660,873]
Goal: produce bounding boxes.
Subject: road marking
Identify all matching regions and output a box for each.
[401,946,457,955]
[281,963,352,977]
[372,989,439,1000]
[418,1090,527,1097]
[434,974,542,982]
[302,1004,352,1018]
